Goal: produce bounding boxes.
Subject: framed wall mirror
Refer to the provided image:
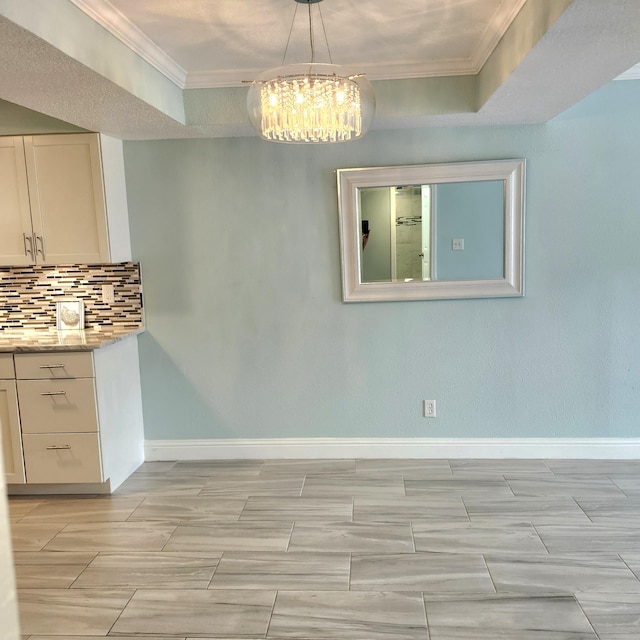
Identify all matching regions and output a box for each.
[337,159,525,302]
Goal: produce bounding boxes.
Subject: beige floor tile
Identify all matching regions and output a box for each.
[289,521,413,552]
[42,522,176,552]
[260,459,356,476]
[450,460,553,475]
[412,521,548,554]
[111,589,275,636]
[404,476,514,497]
[575,496,640,521]
[209,552,350,590]
[301,474,405,498]
[424,593,596,639]
[18,589,134,636]
[164,522,293,552]
[268,590,428,639]
[351,552,495,592]
[114,475,207,497]
[16,564,89,589]
[545,460,640,475]
[10,522,67,551]
[17,496,144,523]
[505,475,627,498]
[169,459,264,476]
[536,522,640,553]
[463,496,592,524]
[353,495,468,522]
[486,553,640,594]
[199,476,304,497]
[13,551,96,588]
[355,458,451,475]
[135,461,178,473]
[72,552,221,589]
[576,592,640,638]
[13,551,96,565]
[7,498,43,520]
[239,496,353,521]
[127,496,246,522]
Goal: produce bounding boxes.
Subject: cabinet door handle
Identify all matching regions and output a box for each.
[46,445,71,450]
[39,364,66,369]
[40,391,67,396]
[23,233,34,259]
[34,234,46,260]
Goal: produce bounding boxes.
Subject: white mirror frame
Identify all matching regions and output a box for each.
[337,159,525,302]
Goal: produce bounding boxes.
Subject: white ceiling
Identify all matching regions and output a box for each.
[80,0,529,87]
[0,0,639,140]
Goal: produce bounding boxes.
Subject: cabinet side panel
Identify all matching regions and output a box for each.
[94,337,145,490]
[100,135,132,262]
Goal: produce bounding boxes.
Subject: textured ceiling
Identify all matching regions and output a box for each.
[0,0,639,140]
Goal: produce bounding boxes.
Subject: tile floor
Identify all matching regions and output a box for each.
[7,458,640,639]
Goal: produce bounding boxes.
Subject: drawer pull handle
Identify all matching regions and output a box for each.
[39,364,65,369]
[40,391,67,396]
[46,445,71,451]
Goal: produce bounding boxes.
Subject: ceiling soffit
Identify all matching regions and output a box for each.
[0,0,639,139]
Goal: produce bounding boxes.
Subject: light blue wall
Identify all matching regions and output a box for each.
[125,80,640,440]
[435,180,504,281]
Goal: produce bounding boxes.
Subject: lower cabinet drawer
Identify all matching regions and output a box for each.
[14,351,94,379]
[17,378,98,433]
[22,433,103,484]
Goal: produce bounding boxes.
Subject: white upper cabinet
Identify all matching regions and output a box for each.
[0,137,34,266]
[0,133,111,266]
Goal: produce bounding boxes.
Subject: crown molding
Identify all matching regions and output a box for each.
[184,59,477,89]
[68,0,187,88]
[469,0,529,73]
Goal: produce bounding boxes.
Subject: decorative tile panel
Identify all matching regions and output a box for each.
[0,262,143,331]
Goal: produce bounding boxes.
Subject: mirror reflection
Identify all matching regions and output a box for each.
[337,160,525,302]
[360,180,505,283]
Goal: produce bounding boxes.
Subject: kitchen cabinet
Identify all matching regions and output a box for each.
[16,352,103,484]
[0,137,32,266]
[5,337,144,493]
[0,354,25,484]
[0,133,110,266]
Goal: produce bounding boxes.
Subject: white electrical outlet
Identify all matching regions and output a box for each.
[101,284,115,304]
[423,400,436,418]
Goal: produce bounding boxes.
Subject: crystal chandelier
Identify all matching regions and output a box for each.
[247,0,375,144]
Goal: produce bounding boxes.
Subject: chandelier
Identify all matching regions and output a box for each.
[247,0,375,144]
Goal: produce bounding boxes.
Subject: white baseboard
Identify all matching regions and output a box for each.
[145,438,640,461]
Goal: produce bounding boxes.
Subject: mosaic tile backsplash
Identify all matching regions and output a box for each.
[0,262,143,331]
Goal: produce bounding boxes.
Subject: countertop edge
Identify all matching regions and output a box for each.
[0,327,146,352]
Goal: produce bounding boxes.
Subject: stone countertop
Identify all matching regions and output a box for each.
[0,326,145,352]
